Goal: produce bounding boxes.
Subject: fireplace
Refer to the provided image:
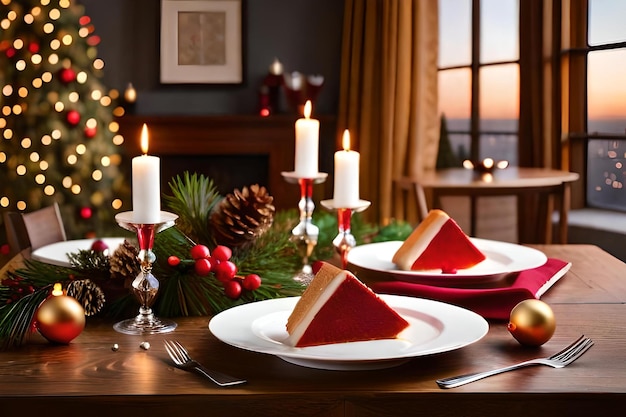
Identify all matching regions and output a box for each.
[117,114,336,210]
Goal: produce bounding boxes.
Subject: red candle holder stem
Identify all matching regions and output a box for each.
[113,211,178,335]
[281,171,328,282]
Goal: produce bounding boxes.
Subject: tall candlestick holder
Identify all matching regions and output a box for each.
[113,211,178,335]
[282,171,328,282]
[320,199,371,269]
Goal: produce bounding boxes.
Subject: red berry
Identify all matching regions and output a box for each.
[214,261,237,282]
[190,244,210,260]
[224,280,242,299]
[167,256,180,267]
[242,274,262,291]
[194,258,212,276]
[212,245,232,262]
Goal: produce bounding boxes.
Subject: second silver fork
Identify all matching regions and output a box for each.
[164,339,247,387]
[437,335,593,389]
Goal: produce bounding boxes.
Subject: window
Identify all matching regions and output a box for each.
[438,0,520,166]
[580,0,626,211]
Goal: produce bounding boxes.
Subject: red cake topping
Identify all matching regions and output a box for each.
[392,209,485,273]
[285,262,409,347]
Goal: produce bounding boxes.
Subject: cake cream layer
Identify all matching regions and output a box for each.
[392,209,449,271]
[285,263,346,346]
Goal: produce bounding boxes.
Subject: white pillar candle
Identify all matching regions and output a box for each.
[333,129,360,207]
[294,100,319,177]
[132,124,161,223]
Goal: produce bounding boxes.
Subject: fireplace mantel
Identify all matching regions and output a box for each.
[117,114,337,210]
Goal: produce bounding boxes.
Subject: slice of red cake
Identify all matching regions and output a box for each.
[392,209,486,273]
[285,262,410,347]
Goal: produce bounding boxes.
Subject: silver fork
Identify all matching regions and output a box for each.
[437,335,593,389]
[164,340,247,387]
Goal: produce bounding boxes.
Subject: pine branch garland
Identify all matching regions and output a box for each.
[0,172,406,349]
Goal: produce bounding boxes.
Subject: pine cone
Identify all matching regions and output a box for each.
[66,279,106,316]
[210,184,275,248]
[109,240,141,287]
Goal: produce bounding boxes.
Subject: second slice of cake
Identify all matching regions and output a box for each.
[392,209,486,273]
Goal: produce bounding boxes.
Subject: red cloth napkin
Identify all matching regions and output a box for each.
[370,258,570,320]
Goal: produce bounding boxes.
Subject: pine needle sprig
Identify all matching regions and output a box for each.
[11,259,80,288]
[163,171,222,245]
[0,286,49,350]
[67,249,111,275]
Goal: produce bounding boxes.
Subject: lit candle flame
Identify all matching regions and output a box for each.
[52,283,63,296]
[140,123,149,154]
[303,100,312,119]
[342,129,351,151]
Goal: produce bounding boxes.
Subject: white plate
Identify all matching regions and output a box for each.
[347,238,547,286]
[209,295,489,370]
[31,238,127,267]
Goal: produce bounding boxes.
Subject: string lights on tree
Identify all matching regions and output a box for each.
[0,0,130,242]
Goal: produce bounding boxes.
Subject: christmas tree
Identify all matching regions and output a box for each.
[0,0,129,247]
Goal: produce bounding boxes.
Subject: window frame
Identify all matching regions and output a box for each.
[438,0,520,164]
[560,0,626,210]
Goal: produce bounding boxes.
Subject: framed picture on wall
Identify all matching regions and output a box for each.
[160,0,243,84]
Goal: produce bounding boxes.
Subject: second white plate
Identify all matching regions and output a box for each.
[347,238,547,286]
[31,238,127,267]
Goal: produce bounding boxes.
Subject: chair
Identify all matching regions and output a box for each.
[21,202,67,251]
[3,211,31,256]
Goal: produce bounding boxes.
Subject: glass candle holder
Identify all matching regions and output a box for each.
[113,211,178,335]
[320,199,371,269]
[282,171,327,282]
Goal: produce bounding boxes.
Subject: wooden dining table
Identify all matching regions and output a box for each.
[1,244,625,417]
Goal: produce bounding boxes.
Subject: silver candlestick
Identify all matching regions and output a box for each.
[113,211,178,335]
[282,171,328,282]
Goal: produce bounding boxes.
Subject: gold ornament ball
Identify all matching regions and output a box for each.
[35,289,86,345]
[507,299,556,346]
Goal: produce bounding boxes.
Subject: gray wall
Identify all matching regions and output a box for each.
[80,0,344,115]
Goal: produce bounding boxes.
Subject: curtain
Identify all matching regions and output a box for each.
[518,0,561,243]
[337,0,439,225]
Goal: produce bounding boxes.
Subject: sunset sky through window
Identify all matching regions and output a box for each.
[439,0,626,121]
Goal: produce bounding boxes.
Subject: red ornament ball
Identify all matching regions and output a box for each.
[58,67,76,84]
[66,110,80,126]
[84,126,97,138]
[90,239,109,253]
[80,206,92,219]
[167,256,180,267]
